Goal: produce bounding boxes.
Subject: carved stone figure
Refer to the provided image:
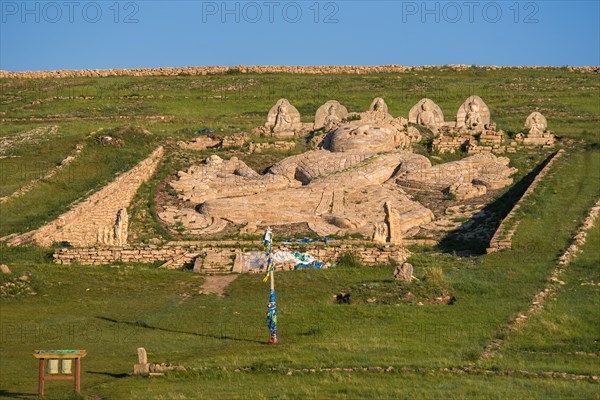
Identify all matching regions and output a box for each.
[408,98,444,131]
[370,97,388,114]
[114,208,129,246]
[406,126,422,143]
[394,262,413,282]
[95,209,129,246]
[385,202,402,244]
[327,122,410,153]
[265,98,302,138]
[465,103,483,129]
[456,96,490,132]
[523,111,555,145]
[314,100,348,131]
[396,153,517,196]
[102,226,114,246]
[372,223,387,243]
[524,112,548,137]
[167,145,434,239]
[164,96,517,240]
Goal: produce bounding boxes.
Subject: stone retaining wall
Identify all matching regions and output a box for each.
[53,241,410,273]
[487,149,564,253]
[7,147,164,247]
[2,65,597,79]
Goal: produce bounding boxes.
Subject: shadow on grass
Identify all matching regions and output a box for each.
[0,389,36,399]
[96,316,263,344]
[87,371,129,379]
[438,151,559,255]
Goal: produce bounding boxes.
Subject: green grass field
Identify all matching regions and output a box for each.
[0,69,599,399]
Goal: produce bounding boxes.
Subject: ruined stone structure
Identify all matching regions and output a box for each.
[174,108,429,235]
[166,99,432,240]
[179,133,248,151]
[406,126,423,143]
[432,134,474,154]
[96,208,129,246]
[447,182,488,200]
[96,135,124,146]
[2,93,556,277]
[327,121,410,153]
[53,241,411,273]
[189,152,434,238]
[179,135,220,150]
[165,97,528,242]
[248,141,296,153]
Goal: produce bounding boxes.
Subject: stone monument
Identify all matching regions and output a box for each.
[370,97,389,114]
[408,98,444,131]
[314,100,348,131]
[525,112,547,137]
[456,95,490,132]
[394,262,413,282]
[265,98,303,138]
[114,208,129,246]
[522,112,556,146]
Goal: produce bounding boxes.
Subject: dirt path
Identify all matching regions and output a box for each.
[201,274,239,297]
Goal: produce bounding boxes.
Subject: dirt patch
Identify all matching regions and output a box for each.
[343,277,454,306]
[201,274,239,297]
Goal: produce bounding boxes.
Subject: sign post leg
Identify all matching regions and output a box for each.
[75,358,81,394]
[38,359,45,398]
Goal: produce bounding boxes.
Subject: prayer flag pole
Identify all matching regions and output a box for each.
[263,227,278,344]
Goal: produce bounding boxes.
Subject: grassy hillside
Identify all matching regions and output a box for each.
[0,69,598,398]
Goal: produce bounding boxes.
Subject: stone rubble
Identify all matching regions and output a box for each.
[179,133,248,151]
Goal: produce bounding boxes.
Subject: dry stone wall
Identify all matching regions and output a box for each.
[8,147,164,247]
[1,66,597,79]
[53,241,410,273]
[480,196,600,360]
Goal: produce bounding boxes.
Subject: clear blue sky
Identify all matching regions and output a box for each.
[1,0,599,71]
